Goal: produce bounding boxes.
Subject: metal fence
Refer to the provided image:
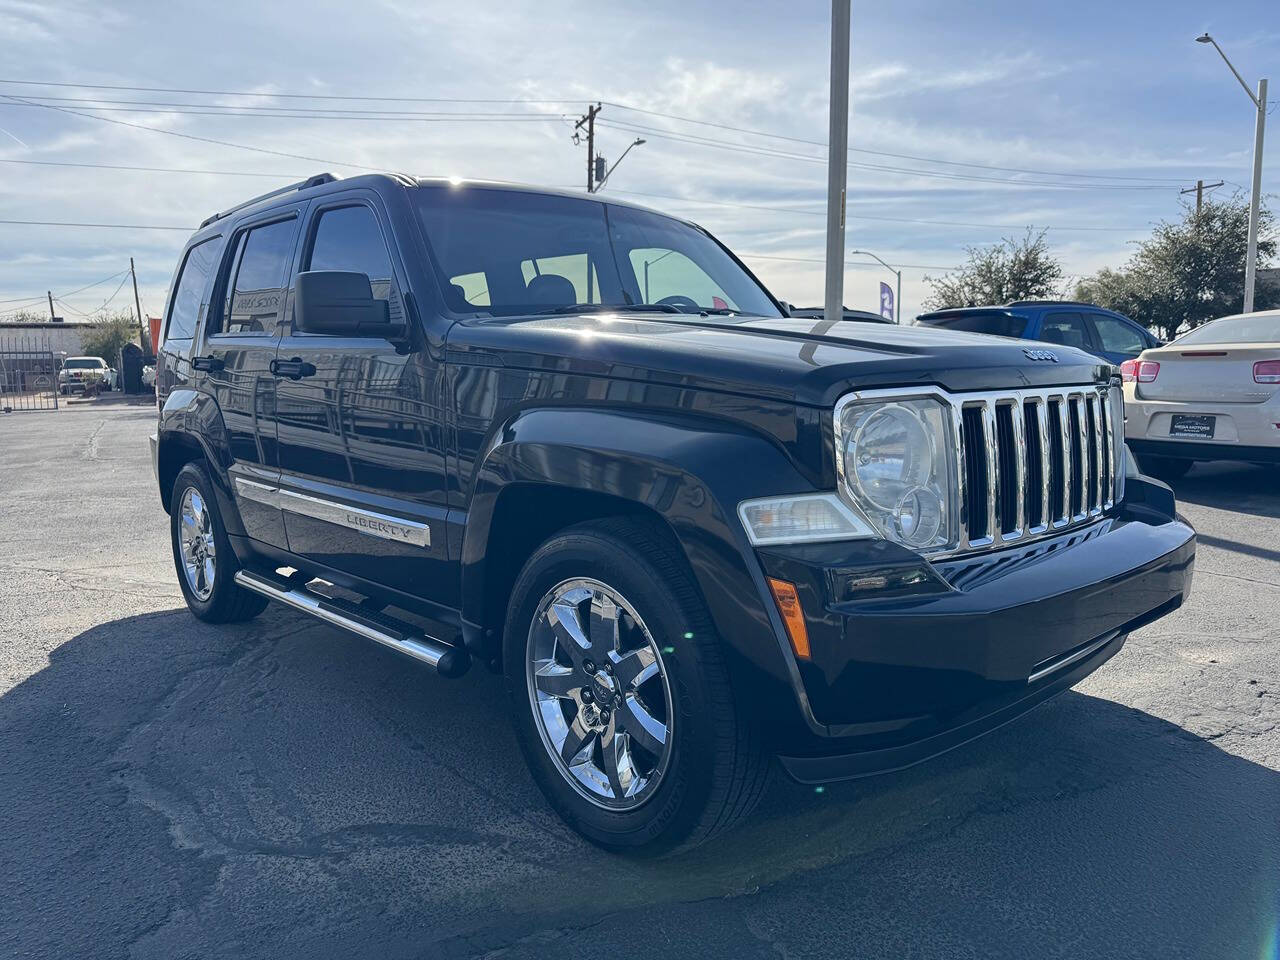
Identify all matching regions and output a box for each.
[0,333,59,412]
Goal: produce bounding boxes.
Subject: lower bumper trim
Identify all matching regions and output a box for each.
[1129,437,1280,464]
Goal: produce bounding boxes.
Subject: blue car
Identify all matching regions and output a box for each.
[915,300,1161,364]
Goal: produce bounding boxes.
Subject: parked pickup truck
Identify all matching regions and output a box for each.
[152,174,1195,854]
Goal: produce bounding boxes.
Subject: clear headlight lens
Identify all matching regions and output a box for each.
[738,493,875,546]
[835,395,957,552]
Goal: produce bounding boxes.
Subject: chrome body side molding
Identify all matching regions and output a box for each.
[233,477,431,548]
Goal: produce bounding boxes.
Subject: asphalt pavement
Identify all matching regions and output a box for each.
[1,404,1276,960]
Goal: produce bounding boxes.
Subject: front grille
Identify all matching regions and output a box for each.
[954,385,1121,553]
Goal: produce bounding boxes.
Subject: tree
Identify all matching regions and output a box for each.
[923,229,1064,310]
[78,312,140,364]
[1075,194,1276,340]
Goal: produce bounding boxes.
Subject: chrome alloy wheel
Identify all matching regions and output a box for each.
[178,486,217,602]
[526,578,674,810]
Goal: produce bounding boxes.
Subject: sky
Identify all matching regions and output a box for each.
[0,0,1276,323]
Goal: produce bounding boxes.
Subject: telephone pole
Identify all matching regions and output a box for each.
[47,291,55,321]
[130,257,148,352]
[1180,179,1224,217]
[574,103,602,192]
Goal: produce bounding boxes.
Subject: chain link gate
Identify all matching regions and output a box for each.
[0,333,60,413]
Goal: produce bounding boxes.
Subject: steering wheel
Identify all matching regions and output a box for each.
[655,295,701,312]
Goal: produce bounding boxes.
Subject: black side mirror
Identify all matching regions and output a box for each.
[295,271,400,338]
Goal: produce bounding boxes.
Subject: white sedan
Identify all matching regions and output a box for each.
[1123,309,1279,481]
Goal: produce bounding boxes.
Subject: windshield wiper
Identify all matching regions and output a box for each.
[537,303,682,316]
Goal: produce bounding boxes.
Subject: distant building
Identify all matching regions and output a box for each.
[0,321,93,357]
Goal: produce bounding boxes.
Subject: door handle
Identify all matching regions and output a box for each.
[270,358,317,380]
[191,355,224,372]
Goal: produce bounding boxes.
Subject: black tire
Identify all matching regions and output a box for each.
[1136,454,1194,483]
[170,461,269,623]
[503,518,771,855]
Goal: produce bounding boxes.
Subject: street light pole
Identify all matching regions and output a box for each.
[824,0,851,327]
[594,138,646,192]
[849,249,902,323]
[1196,34,1268,314]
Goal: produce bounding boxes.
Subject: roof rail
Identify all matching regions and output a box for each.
[1005,299,1095,308]
[199,173,339,229]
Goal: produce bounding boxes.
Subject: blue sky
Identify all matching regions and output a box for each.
[0,0,1275,321]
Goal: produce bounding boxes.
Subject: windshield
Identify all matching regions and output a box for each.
[1174,314,1280,345]
[916,312,1026,337]
[413,185,781,318]
[63,358,103,369]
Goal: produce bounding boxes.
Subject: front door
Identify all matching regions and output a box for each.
[273,194,453,609]
[199,212,302,548]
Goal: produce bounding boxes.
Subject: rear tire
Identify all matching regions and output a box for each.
[170,461,268,623]
[1136,454,1194,483]
[503,518,770,855]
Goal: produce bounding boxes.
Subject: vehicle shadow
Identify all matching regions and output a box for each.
[2,607,1276,960]
[1167,460,1280,521]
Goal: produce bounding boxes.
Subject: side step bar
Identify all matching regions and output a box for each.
[234,570,470,678]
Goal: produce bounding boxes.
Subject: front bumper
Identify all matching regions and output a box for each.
[757,485,1194,782]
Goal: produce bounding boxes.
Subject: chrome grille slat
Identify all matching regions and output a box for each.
[943,384,1118,559]
[982,400,1000,546]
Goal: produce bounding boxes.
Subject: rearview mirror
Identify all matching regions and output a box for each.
[295,271,398,337]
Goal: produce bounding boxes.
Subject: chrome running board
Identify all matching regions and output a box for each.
[234,570,469,678]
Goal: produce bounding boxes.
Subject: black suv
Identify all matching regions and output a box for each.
[152,174,1195,854]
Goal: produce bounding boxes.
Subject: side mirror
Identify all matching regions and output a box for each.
[295,270,400,338]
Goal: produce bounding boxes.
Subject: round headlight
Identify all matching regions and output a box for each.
[845,405,935,511]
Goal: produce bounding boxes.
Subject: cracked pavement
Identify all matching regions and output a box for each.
[1,405,1277,959]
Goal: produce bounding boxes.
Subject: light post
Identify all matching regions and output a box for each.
[824,0,852,327]
[849,249,901,323]
[593,138,646,192]
[1196,33,1268,314]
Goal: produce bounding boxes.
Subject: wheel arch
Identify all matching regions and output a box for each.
[457,406,824,742]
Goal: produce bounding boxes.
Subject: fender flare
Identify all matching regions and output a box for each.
[156,388,245,538]
[460,405,828,739]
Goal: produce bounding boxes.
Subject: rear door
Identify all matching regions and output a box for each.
[1034,311,1099,356]
[273,191,453,608]
[1087,312,1150,364]
[198,210,303,549]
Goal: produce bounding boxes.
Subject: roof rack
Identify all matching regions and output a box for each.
[199,173,339,228]
[1005,299,1094,308]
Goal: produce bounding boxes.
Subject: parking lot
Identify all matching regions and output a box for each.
[1,403,1276,960]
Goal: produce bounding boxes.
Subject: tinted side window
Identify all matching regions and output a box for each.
[921,313,1026,337]
[305,205,402,324]
[1038,312,1092,350]
[1091,315,1146,356]
[165,238,220,340]
[220,218,297,336]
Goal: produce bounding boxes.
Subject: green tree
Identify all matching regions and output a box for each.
[78,312,141,364]
[923,229,1064,310]
[1075,194,1276,340]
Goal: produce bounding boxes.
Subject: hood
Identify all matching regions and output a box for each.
[447,311,1112,407]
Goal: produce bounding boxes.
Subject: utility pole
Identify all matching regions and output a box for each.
[824,0,851,327]
[130,257,148,352]
[1180,179,1224,217]
[47,291,55,321]
[574,103,602,193]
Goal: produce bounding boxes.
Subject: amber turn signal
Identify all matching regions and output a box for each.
[767,577,810,659]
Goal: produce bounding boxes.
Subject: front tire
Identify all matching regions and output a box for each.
[169,461,268,623]
[503,518,770,855]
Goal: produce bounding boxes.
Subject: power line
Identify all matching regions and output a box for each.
[0,77,581,105]
[598,120,1173,191]
[3,99,568,123]
[0,157,299,178]
[0,218,190,231]
[11,93,567,118]
[0,77,1210,185]
[608,187,1143,232]
[741,253,959,271]
[598,102,1192,184]
[0,267,131,306]
[0,95,389,172]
